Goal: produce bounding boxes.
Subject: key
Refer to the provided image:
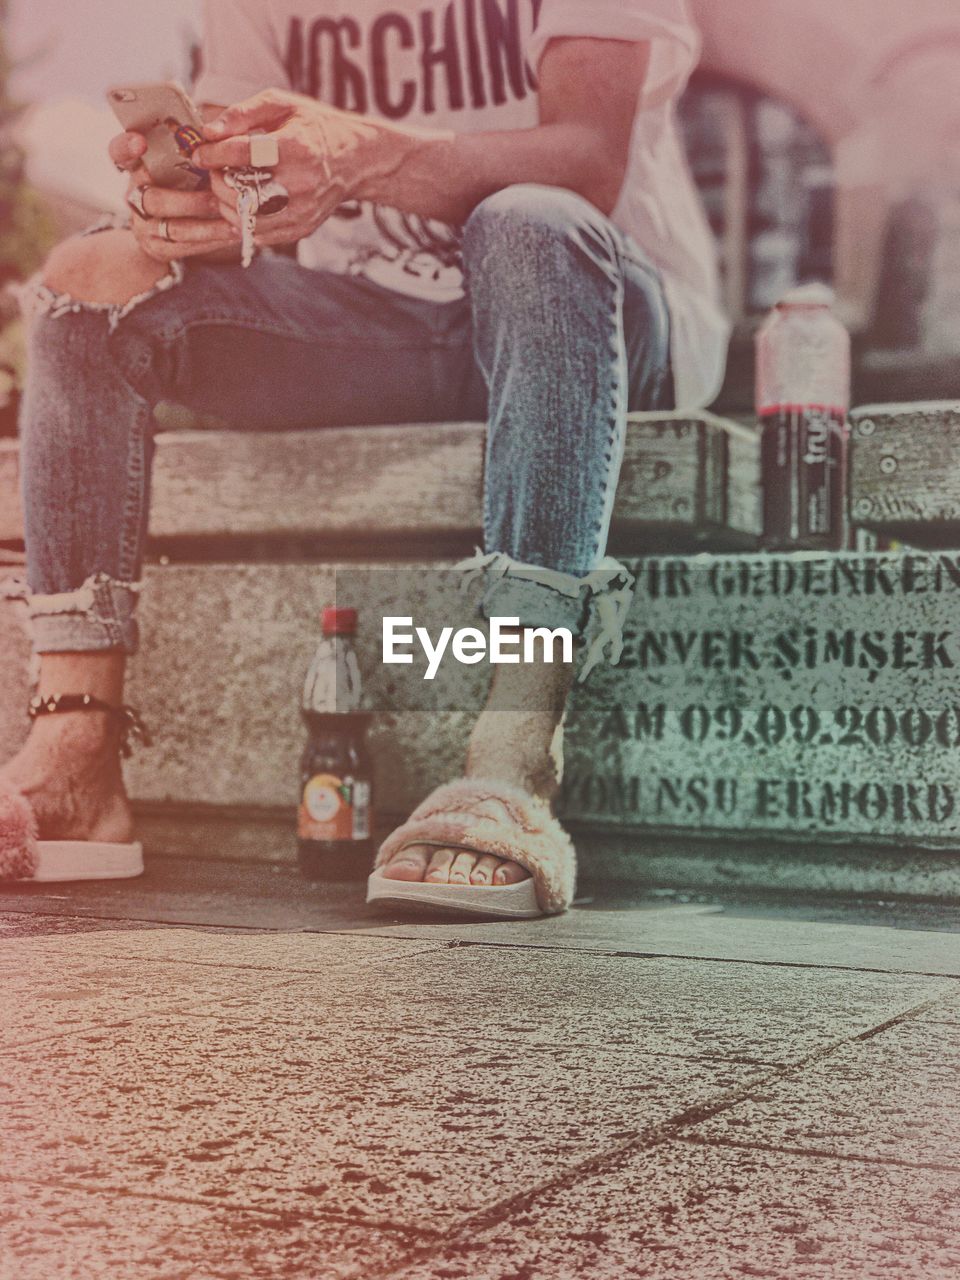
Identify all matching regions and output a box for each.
[236,182,257,269]
[223,167,262,269]
[224,167,290,268]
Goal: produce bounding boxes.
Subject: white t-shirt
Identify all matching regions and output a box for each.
[196,0,729,408]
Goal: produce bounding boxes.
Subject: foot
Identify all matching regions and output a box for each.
[0,712,134,845]
[380,703,565,888]
[380,838,531,887]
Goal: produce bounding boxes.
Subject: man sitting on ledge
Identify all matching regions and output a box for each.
[0,0,727,917]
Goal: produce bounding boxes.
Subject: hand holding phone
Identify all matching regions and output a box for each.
[106,81,243,264]
[107,81,209,190]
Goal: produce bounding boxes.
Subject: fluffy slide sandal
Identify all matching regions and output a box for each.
[367,777,576,919]
[0,785,143,884]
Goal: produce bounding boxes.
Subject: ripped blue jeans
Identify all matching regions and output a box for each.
[19,184,672,661]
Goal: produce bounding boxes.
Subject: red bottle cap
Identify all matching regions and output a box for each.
[322,606,357,635]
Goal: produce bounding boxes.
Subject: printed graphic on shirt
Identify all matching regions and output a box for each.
[283,0,543,117]
[281,0,544,290]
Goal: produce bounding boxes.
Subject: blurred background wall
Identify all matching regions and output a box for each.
[5,0,960,413]
[688,0,960,405]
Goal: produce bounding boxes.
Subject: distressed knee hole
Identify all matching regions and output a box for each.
[19,226,183,332]
[43,230,167,305]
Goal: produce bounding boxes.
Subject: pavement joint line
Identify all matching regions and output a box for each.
[0,908,194,931]
[11,943,452,976]
[853,988,960,1040]
[0,922,448,968]
[326,932,960,981]
[6,912,960,981]
[257,1021,780,1069]
[3,908,404,936]
[0,914,155,933]
[374,987,960,1274]
[0,1173,445,1243]
[0,909,387,938]
[8,918,960,987]
[677,1133,960,1177]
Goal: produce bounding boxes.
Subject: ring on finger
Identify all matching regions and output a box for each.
[158,218,173,243]
[256,181,290,217]
[248,133,280,168]
[126,186,150,220]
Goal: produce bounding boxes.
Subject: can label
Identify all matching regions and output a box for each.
[298,774,371,841]
[759,404,847,549]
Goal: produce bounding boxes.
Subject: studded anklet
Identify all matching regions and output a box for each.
[28,693,152,758]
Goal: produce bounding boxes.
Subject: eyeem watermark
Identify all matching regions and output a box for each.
[383,616,574,680]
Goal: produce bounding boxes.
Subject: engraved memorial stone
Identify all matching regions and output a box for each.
[562,550,960,847]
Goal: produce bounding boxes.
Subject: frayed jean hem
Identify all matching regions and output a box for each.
[27,573,141,654]
[456,550,635,680]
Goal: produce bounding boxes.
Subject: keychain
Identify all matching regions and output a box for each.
[223,166,290,268]
[223,130,289,268]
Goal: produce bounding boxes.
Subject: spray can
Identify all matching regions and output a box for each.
[756,284,851,550]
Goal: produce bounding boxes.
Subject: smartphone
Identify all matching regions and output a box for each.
[107,80,209,190]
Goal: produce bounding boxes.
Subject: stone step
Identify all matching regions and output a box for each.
[0,410,761,548]
[850,401,960,542]
[4,551,960,870]
[131,805,960,900]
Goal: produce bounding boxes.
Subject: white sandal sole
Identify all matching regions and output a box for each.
[17,841,144,883]
[366,869,543,919]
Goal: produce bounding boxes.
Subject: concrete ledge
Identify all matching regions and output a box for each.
[6,551,960,854]
[134,801,960,900]
[850,401,960,541]
[0,411,761,546]
[572,828,960,901]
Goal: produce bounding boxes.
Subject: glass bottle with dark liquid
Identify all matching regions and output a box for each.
[297,607,374,881]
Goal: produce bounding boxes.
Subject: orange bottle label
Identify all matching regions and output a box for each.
[298,774,370,841]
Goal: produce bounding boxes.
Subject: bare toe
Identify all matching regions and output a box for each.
[448,850,479,884]
[424,848,457,883]
[494,860,530,886]
[381,844,432,882]
[470,854,501,885]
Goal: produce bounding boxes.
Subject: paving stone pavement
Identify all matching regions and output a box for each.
[1,874,959,1279]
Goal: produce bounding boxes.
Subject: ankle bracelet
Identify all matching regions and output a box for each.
[28,693,152,758]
